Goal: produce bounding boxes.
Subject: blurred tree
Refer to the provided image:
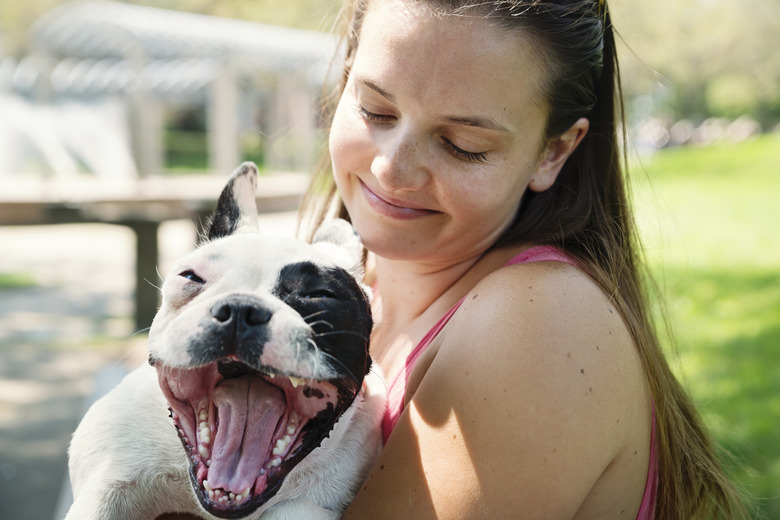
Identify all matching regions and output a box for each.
[615,0,780,126]
[1,0,778,125]
[0,0,342,57]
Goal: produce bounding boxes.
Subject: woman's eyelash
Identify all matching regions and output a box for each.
[358,105,488,163]
[441,138,488,163]
[357,106,392,122]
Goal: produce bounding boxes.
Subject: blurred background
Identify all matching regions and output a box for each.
[0,0,778,518]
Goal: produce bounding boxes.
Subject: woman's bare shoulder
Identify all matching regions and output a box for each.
[344,260,651,519]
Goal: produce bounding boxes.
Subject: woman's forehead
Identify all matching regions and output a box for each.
[352,0,548,130]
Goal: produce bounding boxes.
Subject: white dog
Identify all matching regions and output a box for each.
[66,163,384,520]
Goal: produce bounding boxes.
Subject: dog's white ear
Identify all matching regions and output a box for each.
[312,219,365,280]
[206,162,259,240]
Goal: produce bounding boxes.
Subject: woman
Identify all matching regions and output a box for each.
[299,0,745,518]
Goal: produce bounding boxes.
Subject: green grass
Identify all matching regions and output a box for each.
[632,134,780,518]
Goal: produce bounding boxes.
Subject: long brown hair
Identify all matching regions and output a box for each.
[300,1,746,517]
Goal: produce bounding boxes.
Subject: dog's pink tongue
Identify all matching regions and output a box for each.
[207,375,285,494]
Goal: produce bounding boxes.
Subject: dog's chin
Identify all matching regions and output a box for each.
[155,358,360,518]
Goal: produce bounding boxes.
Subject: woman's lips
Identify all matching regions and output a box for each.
[359,180,436,220]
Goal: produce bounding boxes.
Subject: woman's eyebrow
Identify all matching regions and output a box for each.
[440,115,514,134]
[360,78,396,103]
[359,77,514,133]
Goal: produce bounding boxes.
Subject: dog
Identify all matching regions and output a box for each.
[66,163,384,520]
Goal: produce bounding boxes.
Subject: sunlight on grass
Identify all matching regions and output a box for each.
[631,134,780,517]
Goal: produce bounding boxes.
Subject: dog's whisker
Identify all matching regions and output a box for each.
[131,326,152,338]
[154,265,165,285]
[306,338,323,376]
[302,310,328,322]
[319,351,359,384]
[314,330,368,341]
[144,277,162,291]
[307,320,335,330]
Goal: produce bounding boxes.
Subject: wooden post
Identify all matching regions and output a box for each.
[126,220,160,333]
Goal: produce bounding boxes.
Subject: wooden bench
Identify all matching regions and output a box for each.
[0,173,310,331]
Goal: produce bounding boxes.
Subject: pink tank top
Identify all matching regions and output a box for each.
[380,245,658,519]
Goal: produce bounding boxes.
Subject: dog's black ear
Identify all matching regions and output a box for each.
[207,162,259,241]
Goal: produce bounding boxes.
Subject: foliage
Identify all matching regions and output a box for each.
[1,0,777,125]
[632,134,780,518]
[0,0,342,57]
[614,0,780,126]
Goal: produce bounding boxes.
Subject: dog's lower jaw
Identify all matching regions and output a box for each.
[157,361,361,519]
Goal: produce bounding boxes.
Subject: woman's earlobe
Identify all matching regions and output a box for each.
[529,117,590,193]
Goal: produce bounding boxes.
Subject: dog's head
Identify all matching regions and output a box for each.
[148,163,372,518]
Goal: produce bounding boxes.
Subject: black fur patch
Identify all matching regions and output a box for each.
[273,261,373,381]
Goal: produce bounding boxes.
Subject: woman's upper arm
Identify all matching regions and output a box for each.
[343,262,645,519]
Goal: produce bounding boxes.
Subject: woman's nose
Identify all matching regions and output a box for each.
[371,129,429,192]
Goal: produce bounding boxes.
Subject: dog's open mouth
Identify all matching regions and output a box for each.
[157,358,357,518]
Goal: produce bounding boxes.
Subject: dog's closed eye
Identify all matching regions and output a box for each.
[301,289,337,300]
[179,270,206,284]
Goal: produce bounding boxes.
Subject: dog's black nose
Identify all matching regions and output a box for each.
[211,296,272,327]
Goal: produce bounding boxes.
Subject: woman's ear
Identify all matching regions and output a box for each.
[528,117,589,193]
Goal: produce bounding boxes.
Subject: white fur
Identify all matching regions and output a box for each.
[67,364,384,520]
[67,225,384,519]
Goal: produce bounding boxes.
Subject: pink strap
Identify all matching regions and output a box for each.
[636,405,658,519]
[382,246,576,442]
[380,245,658,517]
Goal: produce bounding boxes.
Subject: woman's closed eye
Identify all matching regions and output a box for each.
[358,103,489,163]
[357,105,395,123]
[441,137,488,163]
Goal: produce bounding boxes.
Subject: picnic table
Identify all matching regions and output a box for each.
[0,172,310,331]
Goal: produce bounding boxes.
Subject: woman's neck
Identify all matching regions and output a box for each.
[371,244,529,326]
[372,255,478,325]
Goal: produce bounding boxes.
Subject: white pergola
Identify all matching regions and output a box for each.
[7,0,338,176]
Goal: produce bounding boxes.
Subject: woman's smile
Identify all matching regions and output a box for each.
[359,179,438,220]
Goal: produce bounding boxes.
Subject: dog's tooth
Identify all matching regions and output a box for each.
[198,445,210,460]
[199,424,211,444]
[199,409,208,421]
[288,376,304,388]
[286,424,296,435]
[241,487,251,500]
[203,479,212,492]
[229,493,236,501]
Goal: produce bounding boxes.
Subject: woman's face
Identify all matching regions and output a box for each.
[329,0,553,266]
